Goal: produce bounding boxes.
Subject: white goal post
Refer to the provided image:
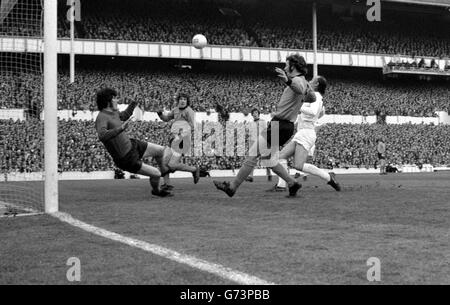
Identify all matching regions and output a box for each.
[44,0,58,213]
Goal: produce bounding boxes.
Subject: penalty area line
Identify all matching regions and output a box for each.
[52,212,275,285]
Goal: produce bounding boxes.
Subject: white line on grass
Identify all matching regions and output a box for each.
[0,212,43,218]
[0,201,43,218]
[52,212,275,285]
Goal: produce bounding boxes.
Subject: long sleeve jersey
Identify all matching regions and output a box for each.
[95,102,137,159]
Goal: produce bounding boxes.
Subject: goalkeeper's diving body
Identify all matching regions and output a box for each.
[94,88,200,197]
[214,54,314,197]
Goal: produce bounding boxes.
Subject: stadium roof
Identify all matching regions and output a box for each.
[383,0,450,7]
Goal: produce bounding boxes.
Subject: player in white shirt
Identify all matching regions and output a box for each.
[276,103,326,187]
[272,76,341,194]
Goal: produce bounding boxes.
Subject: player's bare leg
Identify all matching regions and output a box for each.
[292,144,341,192]
[215,141,301,197]
[161,174,174,191]
[169,150,200,184]
[140,142,173,196]
[214,155,258,197]
[275,144,291,190]
[246,169,254,183]
[214,135,263,197]
[266,168,273,181]
[137,163,172,197]
[267,142,295,192]
[276,160,288,187]
[162,148,201,184]
[214,137,261,197]
[270,142,302,197]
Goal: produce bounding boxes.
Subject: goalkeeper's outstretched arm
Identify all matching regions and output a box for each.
[119,101,138,121]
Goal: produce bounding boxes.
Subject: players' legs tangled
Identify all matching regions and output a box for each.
[137,163,162,177]
[215,138,302,197]
[137,143,173,197]
[136,163,173,197]
[157,147,200,185]
[137,163,164,193]
[214,122,304,198]
[168,151,196,173]
[142,142,166,159]
[168,150,201,184]
[271,143,295,190]
[291,143,341,192]
[162,174,174,191]
[270,141,297,187]
[292,144,309,172]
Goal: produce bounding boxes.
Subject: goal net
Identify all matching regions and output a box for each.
[0,0,45,216]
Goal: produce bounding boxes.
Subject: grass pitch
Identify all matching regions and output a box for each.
[1,172,449,284]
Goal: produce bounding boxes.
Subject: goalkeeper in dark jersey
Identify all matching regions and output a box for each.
[94,88,200,197]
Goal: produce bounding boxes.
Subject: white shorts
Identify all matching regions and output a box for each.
[293,129,317,153]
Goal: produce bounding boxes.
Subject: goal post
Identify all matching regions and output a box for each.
[1,0,48,216]
[44,0,58,213]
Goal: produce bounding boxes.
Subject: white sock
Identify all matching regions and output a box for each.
[302,163,331,182]
[277,159,288,188]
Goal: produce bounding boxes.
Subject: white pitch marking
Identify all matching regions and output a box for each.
[52,212,275,285]
[0,201,43,218]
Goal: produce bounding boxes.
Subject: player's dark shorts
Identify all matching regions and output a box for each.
[378,153,386,160]
[266,118,295,147]
[113,139,148,174]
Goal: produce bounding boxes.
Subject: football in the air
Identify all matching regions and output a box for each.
[192,34,208,49]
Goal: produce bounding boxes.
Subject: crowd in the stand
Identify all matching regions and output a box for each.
[1,69,449,117]
[54,0,450,59]
[314,123,450,169]
[1,119,449,174]
[387,58,450,73]
[2,0,449,59]
[75,1,255,47]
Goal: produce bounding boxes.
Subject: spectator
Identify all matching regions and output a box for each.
[1,68,449,117]
[1,119,449,173]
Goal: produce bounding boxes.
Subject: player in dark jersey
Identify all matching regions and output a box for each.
[214,54,316,197]
[94,88,200,197]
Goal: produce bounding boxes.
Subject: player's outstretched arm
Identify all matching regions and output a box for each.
[275,68,307,95]
[186,107,196,129]
[119,101,138,121]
